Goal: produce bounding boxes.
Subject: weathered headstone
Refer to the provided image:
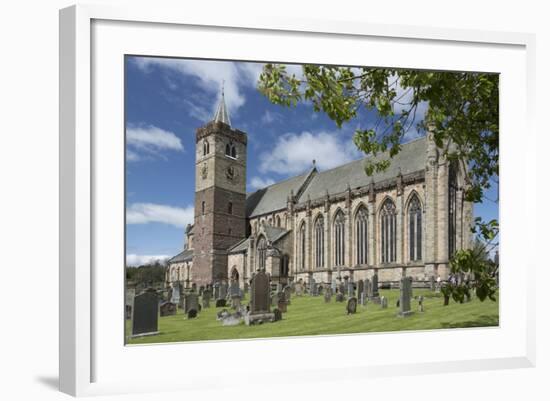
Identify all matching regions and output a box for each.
[219,282,228,300]
[339,282,345,296]
[418,295,424,312]
[185,293,199,319]
[324,288,332,303]
[277,297,287,313]
[359,292,366,306]
[335,292,345,302]
[295,282,303,296]
[131,290,159,337]
[309,278,316,296]
[231,295,242,309]
[248,271,275,324]
[365,278,372,298]
[357,280,364,299]
[283,286,291,305]
[381,296,388,309]
[398,276,413,317]
[372,272,380,298]
[273,308,282,322]
[347,281,355,298]
[202,289,211,308]
[160,301,177,317]
[171,284,181,304]
[346,297,357,314]
[213,282,220,300]
[429,275,436,292]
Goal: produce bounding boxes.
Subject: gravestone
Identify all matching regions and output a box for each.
[429,275,436,292]
[202,289,211,308]
[125,288,135,320]
[331,279,337,292]
[231,295,242,309]
[283,286,291,305]
[372,272,380,299]
[248,271,275,325]
[324,288,332,303]
[277,296,287,313]
[346,297,357,314]
[185,293,199,319]
[213,282,220,300]
[191,283,197,293]
[343,277,349,296]
[359,292,366,306]
[273,308,282,322]
[347,281,355,298]
[357,280,364,300]
[318,285,324,295]
[295,282,303,296]
[309,279,316,296]
[418,295,424,312]
[381,296,388,309]
[215,299,227,307]
[339,282,345,296]
[365,278,372,298]
[131,290,159,337]
[160,301,177,317]
[398,276,413,317]
[335,292,345,302]
[171,284,181,304]
[229,281,240,297]
[221,281,229,299]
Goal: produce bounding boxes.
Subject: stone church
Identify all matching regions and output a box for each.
[165,92,473,289]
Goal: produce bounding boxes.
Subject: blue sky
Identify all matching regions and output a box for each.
[125,56,499,266]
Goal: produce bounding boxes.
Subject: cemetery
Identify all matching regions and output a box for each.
[126,275,499,345]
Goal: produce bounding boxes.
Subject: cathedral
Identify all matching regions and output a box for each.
[165,92,473,290]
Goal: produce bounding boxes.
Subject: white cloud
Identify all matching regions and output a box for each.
[126,149,140,162]
[127,203,194,228]
[261,110,282,125]
[259,131,362,175]
[126,125,183,152]
[133,57,265,117]
[126,254,170,267]
[249,176,276,190]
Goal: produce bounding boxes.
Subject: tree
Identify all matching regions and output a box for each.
[258,64,499,301]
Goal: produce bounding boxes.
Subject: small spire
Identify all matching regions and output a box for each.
[213,81,231,126]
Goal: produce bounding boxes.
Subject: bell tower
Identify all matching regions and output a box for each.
[192,88,247,286]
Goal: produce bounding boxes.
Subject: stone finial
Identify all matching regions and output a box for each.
[396,167,404,196]
[368,178,376,203]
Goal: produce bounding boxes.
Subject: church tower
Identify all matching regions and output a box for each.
[192,89,247,286]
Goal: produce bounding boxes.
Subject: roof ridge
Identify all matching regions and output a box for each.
[247,170,311,195]
[312,135,427,176]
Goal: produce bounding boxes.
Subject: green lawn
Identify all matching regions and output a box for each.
[126,289,498,345]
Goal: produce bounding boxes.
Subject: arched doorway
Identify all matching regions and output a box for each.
[230,266,239,281]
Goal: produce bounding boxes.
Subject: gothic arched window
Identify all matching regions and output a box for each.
[201,201,205,215]
[203,140,209,155]
[225,143,231,156]
[356,206,368,265]
[299,222,306,271]
[257,236,267,270]
[334,210,345,266]
[314,215,324,268]
[276,215,281,227]
[381,198,397,263]
[231,145,237,158]
[408,195,422,261]
[228,201,233,215]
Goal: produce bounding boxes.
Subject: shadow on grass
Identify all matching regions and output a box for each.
[440,314,499,329]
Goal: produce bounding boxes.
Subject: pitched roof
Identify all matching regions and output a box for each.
[246,170,313,218]
[244,136,427,217]
[262,225,290,243]
[168,249,193,264]
[228,237,249,254]
[299,136,427,202]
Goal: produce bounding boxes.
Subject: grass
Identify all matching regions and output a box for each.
[126,289,498,345]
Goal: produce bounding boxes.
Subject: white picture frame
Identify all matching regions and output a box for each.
[59,3,536,397]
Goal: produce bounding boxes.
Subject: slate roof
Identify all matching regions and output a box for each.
[300,136,427,202]
[168,249,193,264]
[245,136,427,217]
[246,170,313,218]
[262,225,290,243]
[228,237,249,254]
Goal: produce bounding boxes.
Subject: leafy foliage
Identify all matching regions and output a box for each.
[126,260,166,287]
